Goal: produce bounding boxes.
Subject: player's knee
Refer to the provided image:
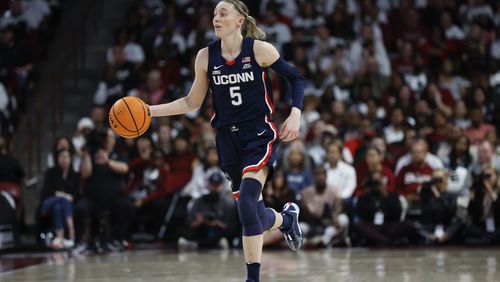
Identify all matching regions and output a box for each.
[238,178,263,236]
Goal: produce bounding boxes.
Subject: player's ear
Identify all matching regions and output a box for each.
[237,17,244,25]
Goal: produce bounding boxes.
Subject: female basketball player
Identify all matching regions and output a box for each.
[148,1,304,281]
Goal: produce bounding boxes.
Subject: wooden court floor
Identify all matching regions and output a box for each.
[1,248,500,282]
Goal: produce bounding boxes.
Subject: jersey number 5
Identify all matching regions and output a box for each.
[230,86,242,106]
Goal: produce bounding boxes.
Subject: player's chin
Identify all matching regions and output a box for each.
[214,28,224,37]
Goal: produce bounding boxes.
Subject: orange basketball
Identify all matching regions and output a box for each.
[108,97,151,138]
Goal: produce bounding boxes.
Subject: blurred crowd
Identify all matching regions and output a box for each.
[2,0,500,252]
[0,0,62,141]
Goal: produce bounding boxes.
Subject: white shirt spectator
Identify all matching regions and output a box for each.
[293,16,325,31]
[153,30,187,55]
[1,0,50,30]
[444,25,466,40]
[93,81,123,106]
[491,39,500,60]
[182,167,230,199]
[440,76,470,101]
[325,160,357,199]
[332,85,351,103]
[260,22,292,54]
[348,33,391,77]
[107,43,145,64]
[461,3,494,23]
[447,166,469,197]
[0,83,7,116]
[395,153,445,176]
[383,125,404,145]
[187,29,217,49]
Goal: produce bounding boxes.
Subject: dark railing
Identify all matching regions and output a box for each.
[12,0,102,177]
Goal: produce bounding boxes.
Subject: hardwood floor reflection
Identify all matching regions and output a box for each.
[2,248,500,281]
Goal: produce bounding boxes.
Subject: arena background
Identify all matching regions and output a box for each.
[1,0,500,281]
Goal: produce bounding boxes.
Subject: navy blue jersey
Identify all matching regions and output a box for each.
[207,37,274,128]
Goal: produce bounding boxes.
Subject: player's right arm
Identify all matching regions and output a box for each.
[149,48,209,117]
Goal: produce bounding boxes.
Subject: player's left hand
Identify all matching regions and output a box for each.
[280,107,301,142]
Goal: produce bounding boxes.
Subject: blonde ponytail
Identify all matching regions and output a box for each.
[243,15,266,40]
[223,0,266,40]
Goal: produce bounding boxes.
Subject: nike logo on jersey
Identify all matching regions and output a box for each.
[257,130,266,136]
[214,65,224,70]
[243,63,252,69]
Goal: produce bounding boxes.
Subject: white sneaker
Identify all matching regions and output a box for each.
[177,237,198,251]
[218,238,229,249]
[64,239,75,248]
[322,226,337,246]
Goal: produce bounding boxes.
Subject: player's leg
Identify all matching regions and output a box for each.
[238,167,270,282]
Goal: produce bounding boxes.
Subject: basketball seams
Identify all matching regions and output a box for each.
[121,98,140,138]
[111,106,136,133]
[109,97,151,138]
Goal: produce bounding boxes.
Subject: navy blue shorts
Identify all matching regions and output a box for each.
[215,116,279,199]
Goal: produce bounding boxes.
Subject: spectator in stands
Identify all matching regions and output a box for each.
[300,166,349,247]
[348,22,391,77]
[106,28,145,67]
[464,107,496,145]
[355,146,395,197]
[325,141,356,199]
[126,149,172,236]
[151,122,172,155]
[0,0,50,30]
[128,69,166,105]
[464,164,500,245]
[416,169,463,245]
[90,105,107,130]
[72,117,95,168]
[260,10,292,53]
[0,25,32,110]
[383,107,405,145]
[0,136,24,223]
[178,171,238,249]
[449,135,473,170]
[438,58,470,101]
[94,47,139,106]
[183,146,229,200]
[47,136,78,172]
[0,136,24,186]
[283,140,313,193]
[263,169,295,212]
[167,133,198,192]
[395,138,443,175]
[76,128,132,252]
[39,149,79,249]
[353,172,416,247]
[440,11,466,40]
[396,139,433,206]
[469,140,500,176]
[453,101,471,130]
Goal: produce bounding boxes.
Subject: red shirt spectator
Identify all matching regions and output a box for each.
[355,147,395,197]
[167,135,197,190]
[464,108,496,145]
[395,140,433,199]
[125,154,174,204]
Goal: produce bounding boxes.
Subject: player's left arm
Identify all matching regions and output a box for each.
[254,40,304,142]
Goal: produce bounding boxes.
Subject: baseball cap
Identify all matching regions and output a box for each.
[208,171,224,184]
[77,117,95,131]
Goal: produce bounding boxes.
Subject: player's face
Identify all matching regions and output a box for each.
[213,2,244,38]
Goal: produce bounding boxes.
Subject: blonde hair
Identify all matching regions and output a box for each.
[222,0,266,40]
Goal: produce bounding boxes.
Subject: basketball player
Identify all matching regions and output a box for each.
[148,1,304,281]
